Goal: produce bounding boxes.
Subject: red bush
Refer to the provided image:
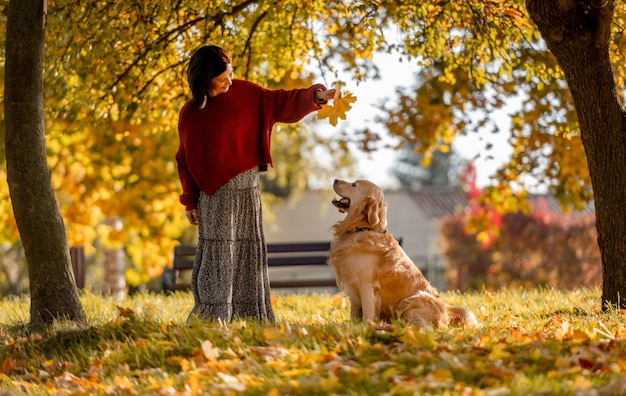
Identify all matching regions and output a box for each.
[441,211,601,291]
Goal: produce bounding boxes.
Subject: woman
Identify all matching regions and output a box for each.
[176,45,335,322]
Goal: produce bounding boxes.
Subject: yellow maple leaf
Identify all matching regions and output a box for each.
[317,88,357,126]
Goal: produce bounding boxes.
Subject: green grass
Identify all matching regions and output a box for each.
[1,287,626,395]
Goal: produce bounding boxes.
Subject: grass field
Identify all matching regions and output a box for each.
[1,287,625,395]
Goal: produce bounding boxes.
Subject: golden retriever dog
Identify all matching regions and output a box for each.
[328,179,478,328]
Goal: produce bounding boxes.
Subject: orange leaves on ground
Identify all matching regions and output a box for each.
[5,291,626,394]
[115,306,136,318]
[0,357,24,375]
[317,87,357,126]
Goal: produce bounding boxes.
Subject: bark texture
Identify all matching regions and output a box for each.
[5,0,86,328]
[527,0,626,309]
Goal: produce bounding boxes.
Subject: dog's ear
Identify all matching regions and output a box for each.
[365,197,387,229]
[366,197,380,225]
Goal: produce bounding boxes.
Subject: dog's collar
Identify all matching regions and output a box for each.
[354,227,387,234]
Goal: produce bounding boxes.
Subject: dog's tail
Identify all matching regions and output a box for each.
[447,305,480,327]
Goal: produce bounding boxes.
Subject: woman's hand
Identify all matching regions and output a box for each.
[315,88,336,104]
[185,209,198,225]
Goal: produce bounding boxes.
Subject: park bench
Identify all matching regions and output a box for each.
[162,241,339,292]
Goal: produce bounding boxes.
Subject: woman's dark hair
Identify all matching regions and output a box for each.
[187,45,231,108]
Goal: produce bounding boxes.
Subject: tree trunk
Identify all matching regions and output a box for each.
[4,0,86,328]
[526,0,626,309]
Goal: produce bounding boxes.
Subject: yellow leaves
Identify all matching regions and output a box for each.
[498,5,532,29]
[262,326,285,343]
[427,4,444,20]
[124,268,143,287]
[544,316,595,342]
[280,368,314,377]
[529,347,542,361]
[476,231,494,246]
[201,340,220,360]
[399,327,436,349]
[488,343,511,360]
[267,388,282,396]
[317,86,357,126]
[96,220,127,249]
[572,376,593,391]
[426,368,453,384]
[113,375,135,390]
[186,375,201,395]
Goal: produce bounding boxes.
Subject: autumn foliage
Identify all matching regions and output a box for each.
[1,0,368,287]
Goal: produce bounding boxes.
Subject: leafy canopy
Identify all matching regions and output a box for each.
[1,0,377,281]
[371,0,626,214]
[1,0,618,281]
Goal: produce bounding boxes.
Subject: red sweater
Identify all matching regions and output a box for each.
[176,79,325,210]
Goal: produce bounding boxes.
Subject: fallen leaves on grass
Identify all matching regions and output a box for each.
[2,289,626,394]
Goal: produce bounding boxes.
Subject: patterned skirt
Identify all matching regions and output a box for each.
[188,168,275,322]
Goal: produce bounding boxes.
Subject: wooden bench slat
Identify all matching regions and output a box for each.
[269,255,328,267]
[172,244,332,270]
[267,242,330,253]
[174,245,197,256]
[173,258,195,271]
[165,283,194,291]
[168,256,331,271]
[166,279,337,289]
[270,278,336,288]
